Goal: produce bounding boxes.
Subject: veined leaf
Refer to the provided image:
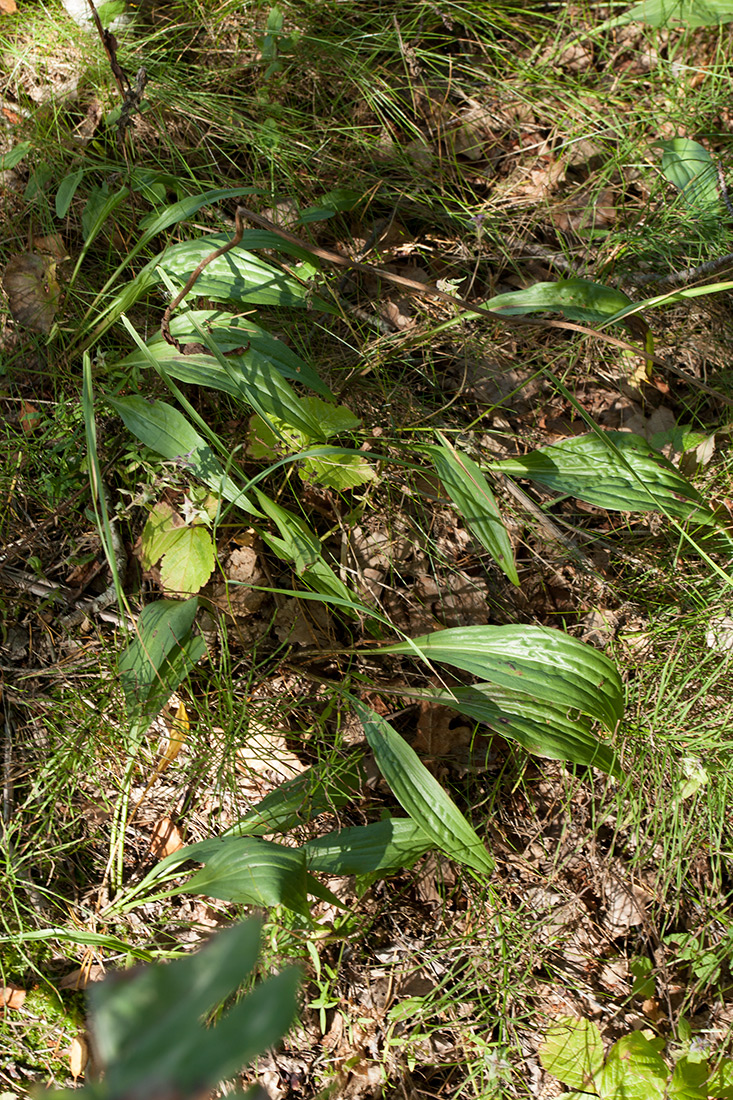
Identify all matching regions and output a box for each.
[494,431,717,526]
[108,395,258,515]
[484,277,644,332]
[304,818,432,874]
[539,1018,604,1092]
[601,0,733,28]
[656,138,719,212]
[427,434,518,586]
[117,310,333,398]
[118,598,205,723]
[354,701,495,875]
[425,683,621,776]
[374,624,623,731]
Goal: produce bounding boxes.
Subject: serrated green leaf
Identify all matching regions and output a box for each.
[375,624,623,731]
[117,310,333,398]
[539,1017,604,1091]
[494,431,717,527]
[159,525,215,595]
[304,818,432,874]
[55,169,84,219]
[354,701,495,875]
[141,503,182,569]
[427,434,518,586]
[656,138,720,212]
[108,395,258,515]
[426,683,621,776]
[484,277,637,327]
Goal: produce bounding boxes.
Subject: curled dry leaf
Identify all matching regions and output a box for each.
[149,816,185,859]
[69,1033,89,1079]
[59,964,106,989]
[0,0,18,14]
[3,252,60,333]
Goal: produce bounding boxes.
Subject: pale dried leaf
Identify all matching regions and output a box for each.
[149,816,185,859]
[1,984,25,1008]
[69,1034,89,1079]
[59,965,106,989]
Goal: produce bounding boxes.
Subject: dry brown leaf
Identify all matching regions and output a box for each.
[149,816,185,859]
[33,233,69,261]
[19,399,41,434]
[0,0,18,14]
[59,964,106,990]
[69,1034,89,1079]
[1,983,26,1008]
[3,253,60,333]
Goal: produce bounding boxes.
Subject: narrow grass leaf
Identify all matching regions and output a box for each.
[304,818,433,874]
[427,684,621,776]
[354,700,495,875]
[494,431,717,526]
[108,395,258,514]
[375,624,623,730]
[427,434,518,585]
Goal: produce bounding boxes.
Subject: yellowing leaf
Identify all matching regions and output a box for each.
[159,525,215,596]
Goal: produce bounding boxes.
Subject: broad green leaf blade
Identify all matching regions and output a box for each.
[223,758,365,837]
[669,1057,709,1100]
[117,310,333,397]
[484,277,638,327]
[178,836,311,916]
[656,138,719,212]
[137,188,260,238]
[302,450,377,490]
[494,431,717,527]
[375,624,623,731]
[159,235,314,308]
[427,435,518,585]
[118,598,200,716]
[304,818,433,874]
[0,141,33,171]
[93,918,263,1075]
[158,525,215,596]
[597,1032,669,1100]
[108,395,258,515]
[604,0,733,27]
[354,700,495,875]
[539,1017,604,1091]
[428,683,621,776]
[55,169,84,219]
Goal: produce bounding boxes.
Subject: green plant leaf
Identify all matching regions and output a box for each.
[0,141,32,170]
[302,450,377,489]
[91,920,300,1096]
[605,0,733,27]
[539,1017,604,1091]
[426,683,621,776]
[353,700,495,875]
[374,624,623,731]
[597,1032,668,1100]
[55,168,84,219]
[117,310,333,397]
[707,1057,733,1098]
[223,758,366,837]
[159,234,316,308]
[669,1056,709,1099]
[108,395,258,514]
[158,525,215,596]
[484,277,639,327]
[427,434,518,586]
[656,138,720,212]
[118,598,203,720]
[304,817,433,874]
[494,431,717,527]
[171,836,313,916]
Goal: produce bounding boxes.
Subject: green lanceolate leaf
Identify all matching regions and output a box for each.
[117,310,333,398]
[118,598,206,724]
[427,434,518,586]
[656,138,720,212]
[602,0,733,28]
[353,700,495,875]
[484,277,645,333]
[494,431,717,527]
[159,234,315,309]
[304,818,432,875]
[374,624,623,731]
[55,168,84,219]
[426,683,621,776]
[108,395,258,515]
[168,837,312,916]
